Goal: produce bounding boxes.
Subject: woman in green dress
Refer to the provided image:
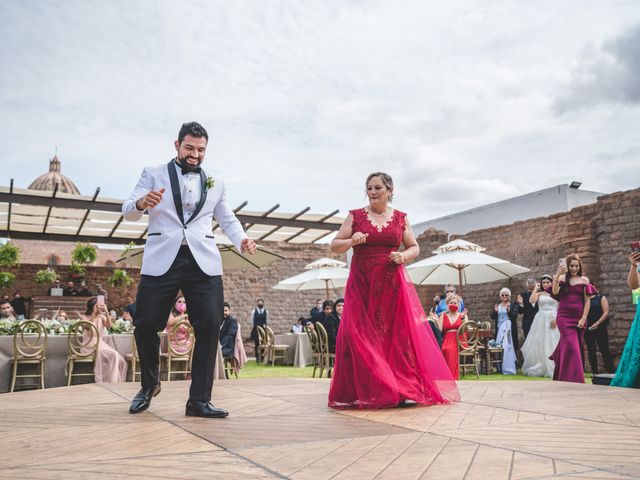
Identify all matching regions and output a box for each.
[610,251,640,388]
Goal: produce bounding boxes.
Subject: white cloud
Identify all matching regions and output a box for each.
[0,0,639,227]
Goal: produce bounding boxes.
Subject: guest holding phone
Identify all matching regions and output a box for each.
[610,248,640,388]
[549,254,595,383]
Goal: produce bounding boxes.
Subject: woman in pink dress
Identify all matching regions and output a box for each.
[82,297,127,383]
[328,172,460,409]
[550,254,595,383]
[164,296,191,354]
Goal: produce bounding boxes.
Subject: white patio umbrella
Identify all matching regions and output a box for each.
[432,239,486,254]
[304,257,347,269]
[406,247,530,295]
[116,241,284,270]
[273,266,350,299]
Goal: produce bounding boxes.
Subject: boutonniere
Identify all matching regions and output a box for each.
[205,177,215,190]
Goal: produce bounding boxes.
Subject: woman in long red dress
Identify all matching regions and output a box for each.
[328,172,460,409]
[438,296,466,380]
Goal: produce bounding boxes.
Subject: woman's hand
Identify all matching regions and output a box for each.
[550,320,557,329]
[555,265,567,279]
[578,317,586,329]
[588,322,600,331]
[389,251,405,264]
[517,294,524,305]
[494,304,499,312]
[350,232,368,246]
[630,252,640,266]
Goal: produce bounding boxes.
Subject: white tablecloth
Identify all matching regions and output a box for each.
[274,333,313,368]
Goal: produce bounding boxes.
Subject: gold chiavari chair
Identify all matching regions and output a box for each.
[66,320,99,386]
[125,333,141,382]
[314,322,335,378]
[10,320,48,392]
[457,320,480,379]
[305,324,322,378]
[265,326,290,366]
[160,321,194,381]
[256,325,269,364]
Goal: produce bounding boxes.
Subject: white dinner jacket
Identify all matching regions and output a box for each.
[122,160,247,276]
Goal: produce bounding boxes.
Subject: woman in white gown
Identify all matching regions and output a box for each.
[521,275,560,377]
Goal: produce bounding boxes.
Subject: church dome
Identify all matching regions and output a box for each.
[28,155,81,194]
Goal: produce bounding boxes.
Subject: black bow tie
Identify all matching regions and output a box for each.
[176,160,201,175]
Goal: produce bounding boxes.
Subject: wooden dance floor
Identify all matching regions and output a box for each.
[1,378,639,479]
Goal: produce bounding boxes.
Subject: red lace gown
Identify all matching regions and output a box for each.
[441,313,464,380]
[328,208,460,409]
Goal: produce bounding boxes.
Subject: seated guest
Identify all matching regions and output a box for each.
[77,281,92,297]
[55,309,68,321]
[220,302,238,358]
[292,317,306,333]
[82,297,127,383]
[318,300,339,353]
[310,299,323,322]
[63,281,78,296]
[490,287,518,374]
[0,300,16,321]
[164,296,191,353]
[435,285,465,315]
[10,292,28,320]
[332,298,344,326]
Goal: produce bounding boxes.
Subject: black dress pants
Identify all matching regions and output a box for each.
[584,325,615,374]
[133,245,223,402]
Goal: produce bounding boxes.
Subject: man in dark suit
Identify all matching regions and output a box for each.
[220,302,238,358]
[318,300,339,354]
[122,122,256,418]
[517,278,539,340]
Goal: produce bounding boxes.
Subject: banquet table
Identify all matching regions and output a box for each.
[274,333,313,367]
[0,333,225,393]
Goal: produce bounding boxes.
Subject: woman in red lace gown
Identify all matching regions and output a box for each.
[328,173,460,409]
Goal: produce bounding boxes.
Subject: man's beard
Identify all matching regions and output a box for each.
[177,155,202,172]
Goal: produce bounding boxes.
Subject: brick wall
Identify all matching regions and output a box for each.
[415,187,640,370]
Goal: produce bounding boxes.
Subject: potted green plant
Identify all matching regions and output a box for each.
[68,262,86,280]
[35,269,59,285]
[0,242,19,267]
[108,268,133,289]
[71,243,97,265]
[0,271,16,289]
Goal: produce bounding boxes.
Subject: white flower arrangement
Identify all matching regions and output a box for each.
[109,317,133,334]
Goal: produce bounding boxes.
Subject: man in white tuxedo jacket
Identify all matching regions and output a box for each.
[122,122,256,417]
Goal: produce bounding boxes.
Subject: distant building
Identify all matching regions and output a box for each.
[28,154,80,194]
[413,183,605,236]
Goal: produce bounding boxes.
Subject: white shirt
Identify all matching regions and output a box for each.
[174,161,202,244]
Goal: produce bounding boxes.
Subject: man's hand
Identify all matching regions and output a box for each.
[241,238,257,255]
[136,188,165,211]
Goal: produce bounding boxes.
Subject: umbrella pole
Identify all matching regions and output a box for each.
[458,268,463,297]
[325,280,330,300]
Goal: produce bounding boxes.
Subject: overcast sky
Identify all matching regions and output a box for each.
[1,0,639,224]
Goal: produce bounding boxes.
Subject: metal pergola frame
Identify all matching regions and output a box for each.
[0,183,342,245]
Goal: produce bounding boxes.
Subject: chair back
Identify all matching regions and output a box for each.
[13,320,48,358]
[167,321,194,356]
[67,320,100,358]
[478,320,492,332]
[315,322,329,354]
[305,324,320,353]
[264,325,276,347]
[256,325,267,347]
[457,320,479,352]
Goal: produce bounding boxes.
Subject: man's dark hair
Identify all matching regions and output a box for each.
[223,302,230,309]
[0,300,10,307]
[178,122,209,144]
[322,299,334,310]
[257,298,264,303]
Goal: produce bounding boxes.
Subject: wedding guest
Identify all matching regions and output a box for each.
[435,285,465,315]
[10,293,28,320]
[328,172,458,409]
[318,300,339,353]
[611,251,640,388]
[47,279,62,295]
[0,300,16,321]
[82,297,127,383]
[490,287,518,374]
[64,281,77,297]
[517,278,539,339]
[165,296,191,353]
[332,298,344,326]
[521,275,560,377]
[584,291,615,374]
[56,309,68,321]
[77,281,92,297]
[292,317,305,333]
[220,302,238,358]
[250,299,268,360]
[310,299,323,322]
[550,254,594,383]
[437,296,466,379]
[123,302,136,320]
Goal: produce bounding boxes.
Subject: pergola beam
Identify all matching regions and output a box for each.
[0,230,146,245]
[282,209,339,242]
[42,183,60,233]
[75,187,101,236]
[257,207,310,241]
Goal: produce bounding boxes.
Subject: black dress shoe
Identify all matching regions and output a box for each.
[185,400,229,418]
[129,384,161,414]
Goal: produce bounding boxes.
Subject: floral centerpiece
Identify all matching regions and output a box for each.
[109,317,133,334]
[0,318,18,336]
[42,319,74,335]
